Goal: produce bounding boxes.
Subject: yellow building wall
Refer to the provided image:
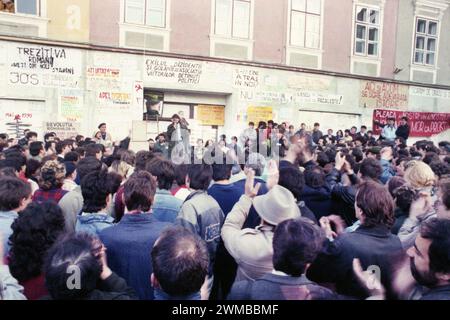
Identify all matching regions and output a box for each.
[47,0,89,42]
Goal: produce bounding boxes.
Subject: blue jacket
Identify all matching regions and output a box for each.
[99,214,171,300]
[0,211,18,258]
[75,213,115,236]
[380,159,396,184]
[152,189,183,223]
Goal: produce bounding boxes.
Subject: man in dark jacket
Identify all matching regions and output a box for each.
[44,233,137,300]
[302,165,333,220]
[99,171,171,300]
[312,123,323,144]
[395,116,410,143]
[229,218,337,300]
[307,181,403,299]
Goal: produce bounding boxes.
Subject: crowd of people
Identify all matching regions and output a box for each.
[0,116,449,301]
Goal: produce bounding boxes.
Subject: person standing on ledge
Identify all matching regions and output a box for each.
[95,123,113,149]
[167,114,188,160]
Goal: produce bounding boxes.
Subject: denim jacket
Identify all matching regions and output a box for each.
[152,189,183,223]
[0,210,18,257]
[76,213,115,236]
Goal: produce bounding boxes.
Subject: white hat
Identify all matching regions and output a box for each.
[253,185,301,226]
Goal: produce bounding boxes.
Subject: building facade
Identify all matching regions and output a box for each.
[0,0,449,147]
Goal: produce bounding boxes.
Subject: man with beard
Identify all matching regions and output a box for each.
[406,218,450,300]
[354,218,450,300]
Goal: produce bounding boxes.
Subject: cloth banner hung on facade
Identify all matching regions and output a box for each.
[372,109,450,137]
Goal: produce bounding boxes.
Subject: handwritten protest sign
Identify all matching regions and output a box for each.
[372,109,450,137]
[361,81,409,110]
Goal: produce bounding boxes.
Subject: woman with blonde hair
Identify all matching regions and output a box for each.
[32,160,69,205]
[398,161,437,249]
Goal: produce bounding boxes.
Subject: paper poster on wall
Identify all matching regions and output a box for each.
[247,106,273,125]
[233,68,260,89]
[44,122,81,140]
[86,67,122,90]
[97,91,132,109]
[409,86,450,99]
[58,89,84,122]
[360,81,409,110]
[6,43,82,88]
[0,99,46,138]
[145,57,203,85]
[287,75,332,91]
[196,105,225,126]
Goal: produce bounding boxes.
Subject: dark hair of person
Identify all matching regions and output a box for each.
[393,185,417,213]
[55,140,72,155]
[359,158,382,180]
[304,165,326,189]
[387,176,406,197]
[25,159,41,180]
[98,123,106,129]
[44,233,102,300]
[135,150,154,172]
[151,227,209,296]
[64,151,80,162]
[278,167,305,200]
[0,177,31,211]
[439,178,450,210]
[273,218,325,276]
[187,164,212,191]
[352,148,364,163]
[174,164,189,186]
[3,152,26,173]
[9,202,65,282]
[44,141,55,152]
[44,133,55,142]
[145,157,175,190]
[209,150,233,181]
[29,141,44,157]
[0,167,17,178]
[419,218,450,276]
[397,149,410,158]
[316,152,330,168]
[25,131,38,140]
[81,170,121,213]
[356,181,395,228]
[76,157,103,181]
[84,144,103,158]
[123,171,156,212]
[423,152,440,165]
[429,161,450,179]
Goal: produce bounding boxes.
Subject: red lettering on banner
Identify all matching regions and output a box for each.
[372,109,450,137]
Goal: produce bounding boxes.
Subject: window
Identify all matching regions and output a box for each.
[0,0,39,15]
[290,0,321,48]
[354,6,380,57]
[214,0,251,39]
[125,0,166,28]
[413,18,438,66]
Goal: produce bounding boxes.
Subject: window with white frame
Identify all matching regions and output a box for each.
[125,0,166,28]
[214,0,251,39]
[354,6,380,57]
[290,0,321,48]
[413,18,438,66]
[0,0,40,15]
